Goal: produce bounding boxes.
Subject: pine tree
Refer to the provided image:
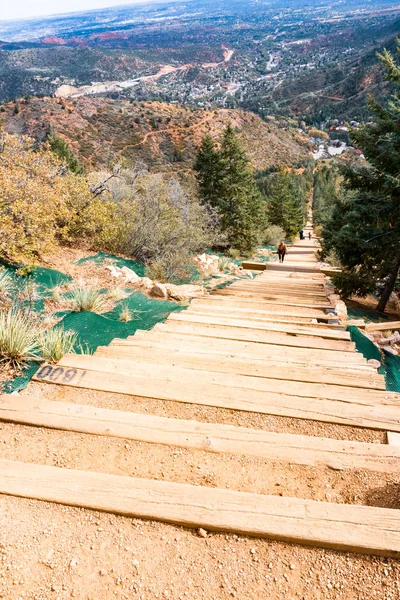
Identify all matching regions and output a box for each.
[193,135,222,208]
[48,131,84,175]
[194,125,266,251]
[322,43,400,312]
[265,171,306,241]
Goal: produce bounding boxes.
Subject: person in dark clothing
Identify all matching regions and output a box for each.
[308,231,312,240]
[278,241,287,263]
[300,230,304,240]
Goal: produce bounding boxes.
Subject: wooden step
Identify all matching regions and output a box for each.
[1,459,399,557]
[168,313,350,341]
[196,296,332,313]
[187,306,337,325]
[185,309,342,328]
[192,298,332,317]
[0,397,397,472]
[33,363,400,431]
[228,284,328,298]
[154,322,355,352]
[95,345,385,389]
[191,299,334,319]
[57,354,395,405]
[214,289,332,309]
[119,331,366,365]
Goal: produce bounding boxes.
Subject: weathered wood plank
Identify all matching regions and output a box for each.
[169,313,350,341]
[365,322,400,333]
[214,289,332,308]
[191,299,333,319]
[57,354,396,405]
[154,321,355,352]
[119,331,367,365]
[194,296,331,313]
[95,345,385,390]
[1,459,400,557]
[0,397,397,472]
[33,363,400,431]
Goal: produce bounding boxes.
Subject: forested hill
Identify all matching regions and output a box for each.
[1,97,308,172]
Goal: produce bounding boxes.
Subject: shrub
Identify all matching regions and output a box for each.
[264,225,285,247]
[98,168,218,282]
[228,248,241,260]
[68,286,107,313]
[0,309,39,366]
[39,327,77,363]
[146,251,195,283]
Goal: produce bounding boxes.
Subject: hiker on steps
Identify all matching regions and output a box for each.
[278,241,287,263]
[308,231,312,240]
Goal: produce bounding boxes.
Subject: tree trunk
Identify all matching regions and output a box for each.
[377,253,400,312]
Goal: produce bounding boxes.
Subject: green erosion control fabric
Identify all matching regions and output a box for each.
[60,291,183,353]
[1,264,72,393]
[348,325,400,392]
[2,256,183,392]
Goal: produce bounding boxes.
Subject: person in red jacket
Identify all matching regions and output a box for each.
[278,241,287,263]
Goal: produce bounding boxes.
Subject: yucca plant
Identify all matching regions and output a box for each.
[39,327,78,363]
[0,270,14,300]
[68,285,107,313]
[218,256,231,272]
[0,309,39,366]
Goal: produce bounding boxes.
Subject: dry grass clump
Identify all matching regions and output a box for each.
[107,287,128,301]
[39,327,77,363]
[119,304,132,322]
[0,309,39,367]
[68,285,108,313]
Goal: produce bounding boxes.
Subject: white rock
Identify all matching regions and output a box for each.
[137,277,153,292]
[197,528,207,538]
[121,266,140,282]
[151,283,168,299]
[335,300,348,322]
[165,283,204,302]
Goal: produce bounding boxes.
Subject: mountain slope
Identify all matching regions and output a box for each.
[1,97,308,171]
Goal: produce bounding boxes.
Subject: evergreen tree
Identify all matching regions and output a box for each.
[48,131,84,175]
[263,171,306,241]
[193,135,222,208]
[321,43,400,312]
[194,125,266,251]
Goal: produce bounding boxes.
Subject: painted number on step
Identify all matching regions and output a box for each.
[36,365,87,384]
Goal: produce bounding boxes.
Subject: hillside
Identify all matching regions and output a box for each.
[241,33,398,123]
[1,97,308,171]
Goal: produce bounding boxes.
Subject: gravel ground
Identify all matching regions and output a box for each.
[0,380,399,599]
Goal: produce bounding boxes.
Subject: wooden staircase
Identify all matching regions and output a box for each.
[1,226,400,558]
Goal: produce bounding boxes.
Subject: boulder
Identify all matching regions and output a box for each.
[165,283,205,302]
[137,277,153,292]
[151,282,168,299]
[334,300,348,322]
[121,266,140,283]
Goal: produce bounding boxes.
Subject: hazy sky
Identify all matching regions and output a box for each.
[1,1,143,22]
